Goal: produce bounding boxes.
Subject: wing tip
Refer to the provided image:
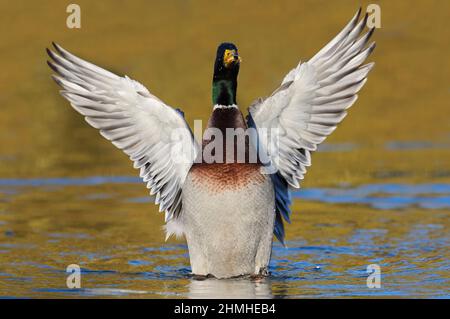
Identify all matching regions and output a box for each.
[354,7,362,22]
[360,13,370,32]
[50,74,63,87]
[52,41,64,55]
[46,47,57,61]
[368,26,376,38]
[369,41,377,53]
[46,42,63,58]
[46,59,59,75]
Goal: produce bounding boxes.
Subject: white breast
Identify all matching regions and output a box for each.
[176,163,275,278]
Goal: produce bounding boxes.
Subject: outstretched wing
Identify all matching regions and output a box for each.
[47,43,198,222]
[248,8,375,243]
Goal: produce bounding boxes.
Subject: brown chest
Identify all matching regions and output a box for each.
[188,163,266,193]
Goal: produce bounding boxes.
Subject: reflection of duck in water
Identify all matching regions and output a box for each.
[188,277,272,299]
[47,8,374,279]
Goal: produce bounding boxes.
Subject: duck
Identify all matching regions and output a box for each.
[47,8,375,279]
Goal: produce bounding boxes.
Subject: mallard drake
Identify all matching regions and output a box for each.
[47,8,375,278]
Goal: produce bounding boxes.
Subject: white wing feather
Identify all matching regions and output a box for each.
[249,8,375,188]
[47,43,198,221]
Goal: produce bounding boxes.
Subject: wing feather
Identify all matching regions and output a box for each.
[248,8,375,242]
[47,43,198,222]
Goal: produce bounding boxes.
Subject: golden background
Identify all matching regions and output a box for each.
[0,0,448,297]
[1,0,448,184]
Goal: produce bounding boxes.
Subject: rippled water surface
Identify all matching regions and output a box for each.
[0,177,448,298]
[1,1,449,298]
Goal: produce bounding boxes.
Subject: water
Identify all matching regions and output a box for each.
[0,1,449,299]
[0,177,448,298]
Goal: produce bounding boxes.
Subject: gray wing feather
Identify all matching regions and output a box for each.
[47,43,198,222]
[248,8,375,241]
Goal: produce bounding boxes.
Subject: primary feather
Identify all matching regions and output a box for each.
[47,43,199,222]
[248,8,375,242]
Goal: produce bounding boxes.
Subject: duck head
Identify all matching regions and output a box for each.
[212,43,241,106]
